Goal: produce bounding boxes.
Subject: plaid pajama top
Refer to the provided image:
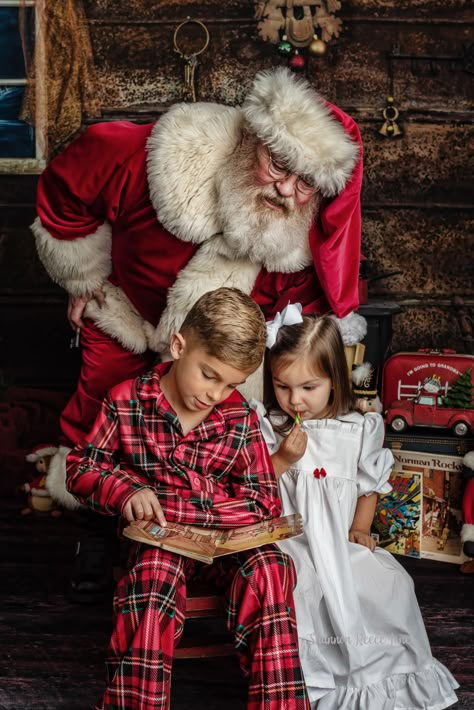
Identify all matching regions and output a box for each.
[66,362,281,528]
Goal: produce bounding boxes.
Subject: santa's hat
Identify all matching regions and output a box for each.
[461,451,474,548]
[241,67,359,197]
[463,451,474,479]
[26,444,58,463]
[352,362,378,398]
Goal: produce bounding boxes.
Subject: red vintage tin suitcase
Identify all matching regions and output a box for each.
[381,349,474,410]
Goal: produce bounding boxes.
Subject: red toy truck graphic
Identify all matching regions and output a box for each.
[385,392,474,437]
[382,350,473,411]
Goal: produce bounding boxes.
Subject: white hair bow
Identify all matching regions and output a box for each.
[266,303,303,348]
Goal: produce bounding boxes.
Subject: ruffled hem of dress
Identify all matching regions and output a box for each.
[310,658,459,710]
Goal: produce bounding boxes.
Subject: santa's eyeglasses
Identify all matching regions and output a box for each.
[264,145,318,195]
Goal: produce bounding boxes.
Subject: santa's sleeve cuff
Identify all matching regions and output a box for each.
[461,523,474,543]
[31,217,112,297]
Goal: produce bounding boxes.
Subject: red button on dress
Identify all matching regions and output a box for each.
[313,468,327,479]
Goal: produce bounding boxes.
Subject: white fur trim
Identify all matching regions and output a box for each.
[26,445,58,462]
[84,282,148,354]
[352,362,373,386]
[145,241,260,355]
[461,523,474,543]
[46,446,84,510]
[147,103,243,244]
[333,312,367,346]
[31,218,112,296]
[463,451,474,471]
[242,67,359,197]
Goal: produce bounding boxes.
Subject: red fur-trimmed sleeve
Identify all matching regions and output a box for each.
[32,121,153,296]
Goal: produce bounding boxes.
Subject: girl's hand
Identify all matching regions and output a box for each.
[349,529,376,552]
[272,425,308,477]
[123,489,167,527]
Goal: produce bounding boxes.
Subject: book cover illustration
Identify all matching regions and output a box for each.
[373,449,466,564]
[372,470,421,558]
[420,454,465,564]
[122,514,304,564]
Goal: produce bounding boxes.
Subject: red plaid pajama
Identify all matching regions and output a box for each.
[97,544,310,710]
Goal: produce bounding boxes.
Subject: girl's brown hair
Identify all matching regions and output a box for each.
[263,314,357,434]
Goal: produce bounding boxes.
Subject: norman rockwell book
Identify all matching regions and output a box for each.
[372,448,466,564]
[122,514,304,564]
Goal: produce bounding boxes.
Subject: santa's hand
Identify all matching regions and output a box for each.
[123,488,167,527]
[67,289,105,330]
[349,529,376,552]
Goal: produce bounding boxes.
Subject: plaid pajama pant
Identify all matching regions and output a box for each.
[96,544,310,709]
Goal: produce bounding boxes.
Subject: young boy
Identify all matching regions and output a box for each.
[66,287,310,710]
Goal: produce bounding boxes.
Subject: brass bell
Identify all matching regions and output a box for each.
[378,97,402,138]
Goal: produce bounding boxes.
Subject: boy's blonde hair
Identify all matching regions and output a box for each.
[179,287,266,372]
[264,314,357,432]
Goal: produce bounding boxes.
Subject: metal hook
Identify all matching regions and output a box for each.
[173,18,210,102]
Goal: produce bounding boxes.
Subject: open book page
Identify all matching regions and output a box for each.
[122,514,304,564]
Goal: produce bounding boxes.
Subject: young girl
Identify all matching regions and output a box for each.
[253,306,459,710]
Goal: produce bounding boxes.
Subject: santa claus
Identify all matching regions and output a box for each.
[32,67,364,599]
[461,451,474,574]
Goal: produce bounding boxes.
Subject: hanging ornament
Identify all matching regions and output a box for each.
[378,96,402,138]
[254,2,344,61]
[277,34,293,57]
[289,49,305,72]
[309,33,327,56]
[285,1,314,47]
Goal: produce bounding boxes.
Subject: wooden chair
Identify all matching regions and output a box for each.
[174,581,235,659]
[113,564,235,659]
[168,582,236,710]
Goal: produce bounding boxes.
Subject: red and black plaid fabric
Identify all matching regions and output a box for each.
[68,363,309,708]
[66,362,281,527]
[97,545,310,710]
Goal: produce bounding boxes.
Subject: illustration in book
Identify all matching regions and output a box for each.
[372,469,421,557]
[373,448,466,563]
[122,514,304,564]
[421,455,464,563]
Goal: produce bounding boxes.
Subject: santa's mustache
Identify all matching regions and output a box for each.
[258,187,295,215]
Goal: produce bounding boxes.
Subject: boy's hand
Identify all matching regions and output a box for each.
[349,529,376,552]
[123,489,167,527]
[272,425,308,476]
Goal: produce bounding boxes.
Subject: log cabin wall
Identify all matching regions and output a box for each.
[0,0,472,392]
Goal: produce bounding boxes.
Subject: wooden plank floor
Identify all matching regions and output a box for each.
[0,499,472,709]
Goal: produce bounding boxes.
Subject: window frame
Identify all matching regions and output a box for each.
[0,0,47,173]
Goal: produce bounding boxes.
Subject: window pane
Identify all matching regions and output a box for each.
[0,7,27,79]
[0,6,36,160]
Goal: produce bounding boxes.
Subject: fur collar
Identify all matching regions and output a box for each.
[147,102,243,245]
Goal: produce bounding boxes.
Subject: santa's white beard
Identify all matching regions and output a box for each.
[214,144,319,273]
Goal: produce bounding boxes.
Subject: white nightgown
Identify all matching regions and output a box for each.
[254,405,459,710]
